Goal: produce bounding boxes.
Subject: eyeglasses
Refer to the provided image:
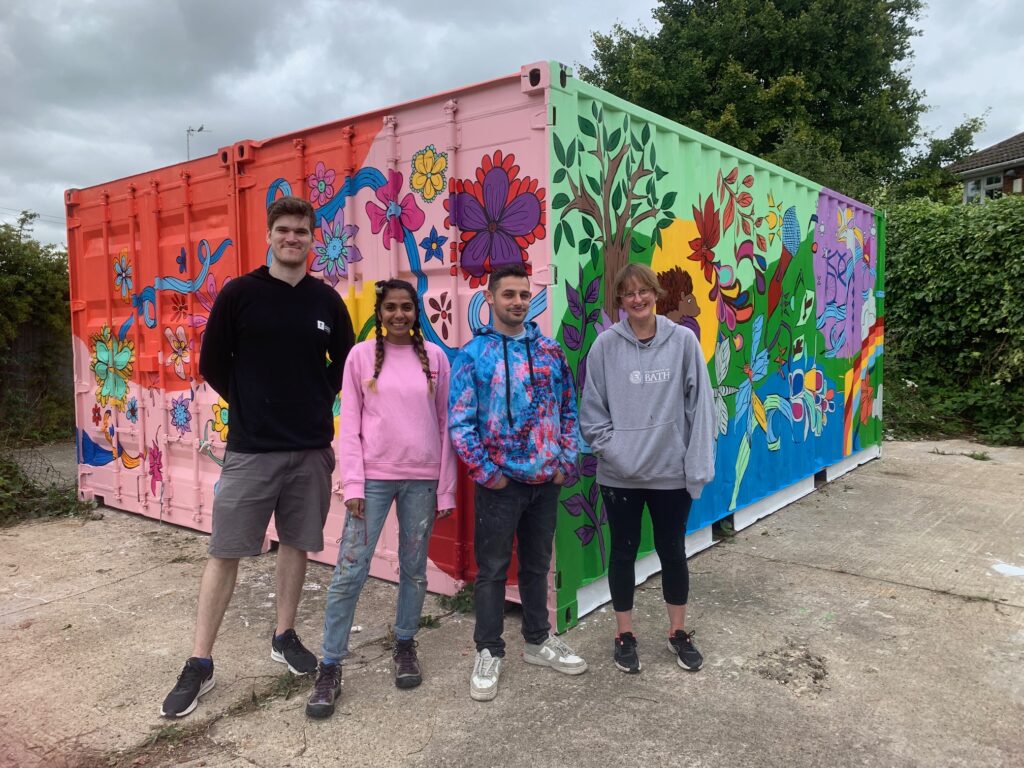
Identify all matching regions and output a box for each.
[619,288,654,301]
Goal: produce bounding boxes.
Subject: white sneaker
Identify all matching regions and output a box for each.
[522,635,588,675]
[470,649,502,701]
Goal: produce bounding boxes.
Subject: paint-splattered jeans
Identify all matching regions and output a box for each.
[320,479,437,660]
[473,479,560,657]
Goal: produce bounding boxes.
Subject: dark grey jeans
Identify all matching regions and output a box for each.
[473,479,560,657]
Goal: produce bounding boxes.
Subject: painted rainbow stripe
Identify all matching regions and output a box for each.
[843,318,885,455]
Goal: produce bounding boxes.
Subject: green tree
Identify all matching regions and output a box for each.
[0,214,74,441]
[580,0,928,194]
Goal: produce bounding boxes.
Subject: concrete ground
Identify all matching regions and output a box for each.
[1,439,1022,768]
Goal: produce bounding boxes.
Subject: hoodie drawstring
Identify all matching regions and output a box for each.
[502,335,514,427]
[525,338,535,384]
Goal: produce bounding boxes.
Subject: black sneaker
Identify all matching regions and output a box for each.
[668,629,703,671]
[271,629,317,675]
[393,638,422,689]
[305,662,342,719]
[613,632,642,674]
[160,657,215,717]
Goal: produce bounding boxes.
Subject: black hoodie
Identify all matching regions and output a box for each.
[199,266,354,452]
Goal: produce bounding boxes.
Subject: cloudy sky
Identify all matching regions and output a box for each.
[2,0,1022,248]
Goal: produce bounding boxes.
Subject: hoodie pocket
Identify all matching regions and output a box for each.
[603,421,685,482]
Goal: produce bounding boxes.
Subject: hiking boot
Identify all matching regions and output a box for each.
[393,638,422,689]
[271,628,317,675]
[469,649,502,701]
[160,657,215,717]
[668,629,703,671]
[305,662,342,719]
[522,635,588,675]
[613,632,642,674]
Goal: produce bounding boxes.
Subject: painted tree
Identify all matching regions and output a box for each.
[550,103,673,316]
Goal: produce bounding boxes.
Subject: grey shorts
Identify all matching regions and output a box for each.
[208,447,336,557]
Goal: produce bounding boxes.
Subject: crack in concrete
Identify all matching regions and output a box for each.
[718,548,1024,610]
[1,562,170,617]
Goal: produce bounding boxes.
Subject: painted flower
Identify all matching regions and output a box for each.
[169,393,192,436]
[90,325,134,407]
[428,292,453,341]
[734,316,769,438]
[147,441,163,496]
[366,169,425,250]
[170,293,189,322]
[212,397,229,441]
[312,208,361,286]
[307,161,337,206]
[164,325,191,380]
[176,248,187,273]
[113,251,133,302]
[91,404,102,426]
[410,145,448,202]
[447,151,544,287]
[420,226,448,263]
[125,396,139,424]
[687,196,720,283]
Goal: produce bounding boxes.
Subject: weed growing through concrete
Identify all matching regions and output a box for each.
[436,583,474,613]
[419,614,441,629]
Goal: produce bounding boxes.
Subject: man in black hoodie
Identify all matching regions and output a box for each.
[161,196,354,718]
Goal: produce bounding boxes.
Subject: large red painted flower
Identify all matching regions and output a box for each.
[444,151,546,288]
[687,195,721,283]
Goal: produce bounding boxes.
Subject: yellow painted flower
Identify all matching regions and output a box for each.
[212,398,229,441]
[410,145,448,203]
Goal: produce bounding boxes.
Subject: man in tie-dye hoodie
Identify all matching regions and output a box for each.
[449,263,587,702]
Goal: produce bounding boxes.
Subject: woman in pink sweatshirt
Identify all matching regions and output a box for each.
[307,279,456,719]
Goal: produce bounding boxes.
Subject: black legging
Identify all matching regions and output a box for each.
[600,485,692,611]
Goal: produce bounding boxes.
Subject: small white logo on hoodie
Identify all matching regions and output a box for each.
[645,368,671,383]
[317,320,330,333]
[629,370,642,384]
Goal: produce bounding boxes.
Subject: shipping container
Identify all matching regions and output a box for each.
[67,61,884,632]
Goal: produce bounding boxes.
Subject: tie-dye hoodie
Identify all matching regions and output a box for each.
[449,322,579,488]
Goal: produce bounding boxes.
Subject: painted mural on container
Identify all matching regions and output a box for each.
[67,60,882,633]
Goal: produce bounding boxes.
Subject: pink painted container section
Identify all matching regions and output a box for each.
[67,64,556,598]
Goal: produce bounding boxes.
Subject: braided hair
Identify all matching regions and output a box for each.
[366,279,434,394]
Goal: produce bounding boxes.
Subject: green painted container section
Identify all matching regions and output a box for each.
[542,62,883,631]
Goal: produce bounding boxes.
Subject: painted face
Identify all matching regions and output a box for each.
[379,288,417,340]
[266,213,313,269]
[486,275,531,333]
[619,279,656,324]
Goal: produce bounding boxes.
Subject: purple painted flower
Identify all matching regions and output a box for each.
[453,166,541,280]
[169,394,192,436]
[312,208,361,286]
[307,161,336,206]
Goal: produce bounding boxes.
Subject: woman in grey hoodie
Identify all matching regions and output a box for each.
[580,263,716,674]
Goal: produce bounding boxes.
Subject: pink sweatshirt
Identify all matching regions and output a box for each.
[339,339,457,509]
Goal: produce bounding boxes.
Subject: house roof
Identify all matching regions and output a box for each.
[948,130,1024,174]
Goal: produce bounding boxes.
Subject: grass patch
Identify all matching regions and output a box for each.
[929,448,992,461]
[0,452,94,527]
[418,614,441,629]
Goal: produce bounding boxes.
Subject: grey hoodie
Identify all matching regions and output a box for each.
[580,315,716,498]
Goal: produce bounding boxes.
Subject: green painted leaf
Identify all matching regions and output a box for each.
[579,117,597,138]
[605,128,622,152]
[554,222,563,252]
[566,139,577,167]
[552,192,571,210]
[641,123,651,144]
[564,225,576,248]
[553,133,566,165]
[553,168,567,183]
[581,217,595,237]
[587,175,601,196]
[579,237,592,254]
[661,191,677,210]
